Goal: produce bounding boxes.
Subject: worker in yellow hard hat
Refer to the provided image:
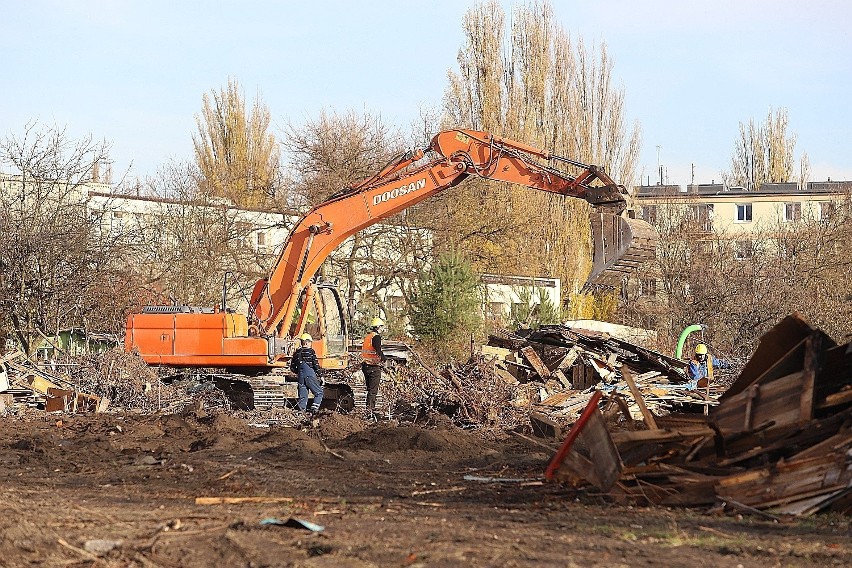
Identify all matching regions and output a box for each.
[361,317,387,416]
[687,343,730,386]
[290,332,323,413]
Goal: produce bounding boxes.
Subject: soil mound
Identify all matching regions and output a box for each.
[257,427,327,458]
[315,412,367,441]
[340,425,485,457]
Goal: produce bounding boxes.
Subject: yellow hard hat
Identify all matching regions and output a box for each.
[695,343,708,355]
[370,317,385,328]
[299,333,313,342]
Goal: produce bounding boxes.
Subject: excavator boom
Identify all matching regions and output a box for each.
[126,128,658,374]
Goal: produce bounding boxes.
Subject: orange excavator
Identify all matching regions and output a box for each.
[126,129,657,410]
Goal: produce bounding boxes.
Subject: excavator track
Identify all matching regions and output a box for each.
[586,213,658,289]
[211,373,355,413]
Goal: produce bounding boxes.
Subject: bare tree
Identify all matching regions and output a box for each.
[283,110,432,325]
[439,0,642,301]
[193,78,282,207]
[0,123,135,353]
[127,161,282,310]
[724,107,806,189]
[619,195,852,357]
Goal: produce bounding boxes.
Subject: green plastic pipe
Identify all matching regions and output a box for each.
[676,324,705,359]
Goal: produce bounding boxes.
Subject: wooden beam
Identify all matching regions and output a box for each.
[520,346,551,378]
[799,332,824,424]
[622,366,658,429]
[611,426,715,444]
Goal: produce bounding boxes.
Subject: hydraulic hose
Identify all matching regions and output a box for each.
[676,324,705,359]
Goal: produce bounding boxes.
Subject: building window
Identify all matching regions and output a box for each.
[110,211,124,236]
[697,240,714,255]
[735,240,754,260]
[642,205,658,224]
[784,202,801,222]
[387,296,406,314]
[486,301,506,321]
[256,231,267,249]
[735,203,752,223]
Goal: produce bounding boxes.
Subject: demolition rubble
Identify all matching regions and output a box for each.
[2,313,849,519]
[407,313,850,516]
[0,351,104,413]
[528,314,851,517]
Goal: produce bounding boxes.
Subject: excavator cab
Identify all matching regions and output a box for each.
[291,282,349,369]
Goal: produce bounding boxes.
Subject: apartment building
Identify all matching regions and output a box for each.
[626,180,851,308]
[634,181,851,234]
[481,274,561,322]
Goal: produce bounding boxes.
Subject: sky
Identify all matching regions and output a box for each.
[2,0,851,188]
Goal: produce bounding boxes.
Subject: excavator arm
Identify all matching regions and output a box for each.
[126,128,657,372]
[248,129,646,337]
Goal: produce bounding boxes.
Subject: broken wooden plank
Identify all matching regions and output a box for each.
[712,371,805,437]
[622,366,658,430]
[552,369,572,389]
[799,332,824,424]
[493,363,519,385]
[481,345,513,361]
[716,451,852,510]
[530,411,562,439]
[571,361,598,390]
[818,388,852,409]
[610,426,715,445]
[723,313,836,400]
[539,392,576,407]
[545,391,623,491]
[520,346,551,379]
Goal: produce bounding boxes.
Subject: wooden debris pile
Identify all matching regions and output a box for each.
[68,348,234,413]
[0,351,105,413]
[483,323,722,433]
[388,321,719,430]
[0,348,229,414]
[547,313,852,517]
[385,351,541,429]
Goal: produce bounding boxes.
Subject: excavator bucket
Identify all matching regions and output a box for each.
[586,213,658,289]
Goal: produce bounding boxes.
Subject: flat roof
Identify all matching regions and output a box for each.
[635,181,851,199]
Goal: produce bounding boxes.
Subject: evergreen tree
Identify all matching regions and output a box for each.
[409,252,482,341]
[535,288,562,326]
[510,286,562,329]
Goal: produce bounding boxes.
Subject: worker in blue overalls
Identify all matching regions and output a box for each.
[290,333,324,414]
[687,343,729,387]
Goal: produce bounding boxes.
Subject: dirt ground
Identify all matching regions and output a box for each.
[0,408,849,568]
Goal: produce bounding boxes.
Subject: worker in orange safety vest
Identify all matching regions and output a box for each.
[361,317,386,415]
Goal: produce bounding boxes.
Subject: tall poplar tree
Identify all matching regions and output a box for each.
[724,107,809,190]
[438,0,641,305]
[193,79,281,207]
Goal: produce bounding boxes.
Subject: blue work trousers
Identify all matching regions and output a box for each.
[297,374,323,411]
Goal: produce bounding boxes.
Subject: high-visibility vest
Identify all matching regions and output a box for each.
[361,332,381,364]
[691,357,714,382]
